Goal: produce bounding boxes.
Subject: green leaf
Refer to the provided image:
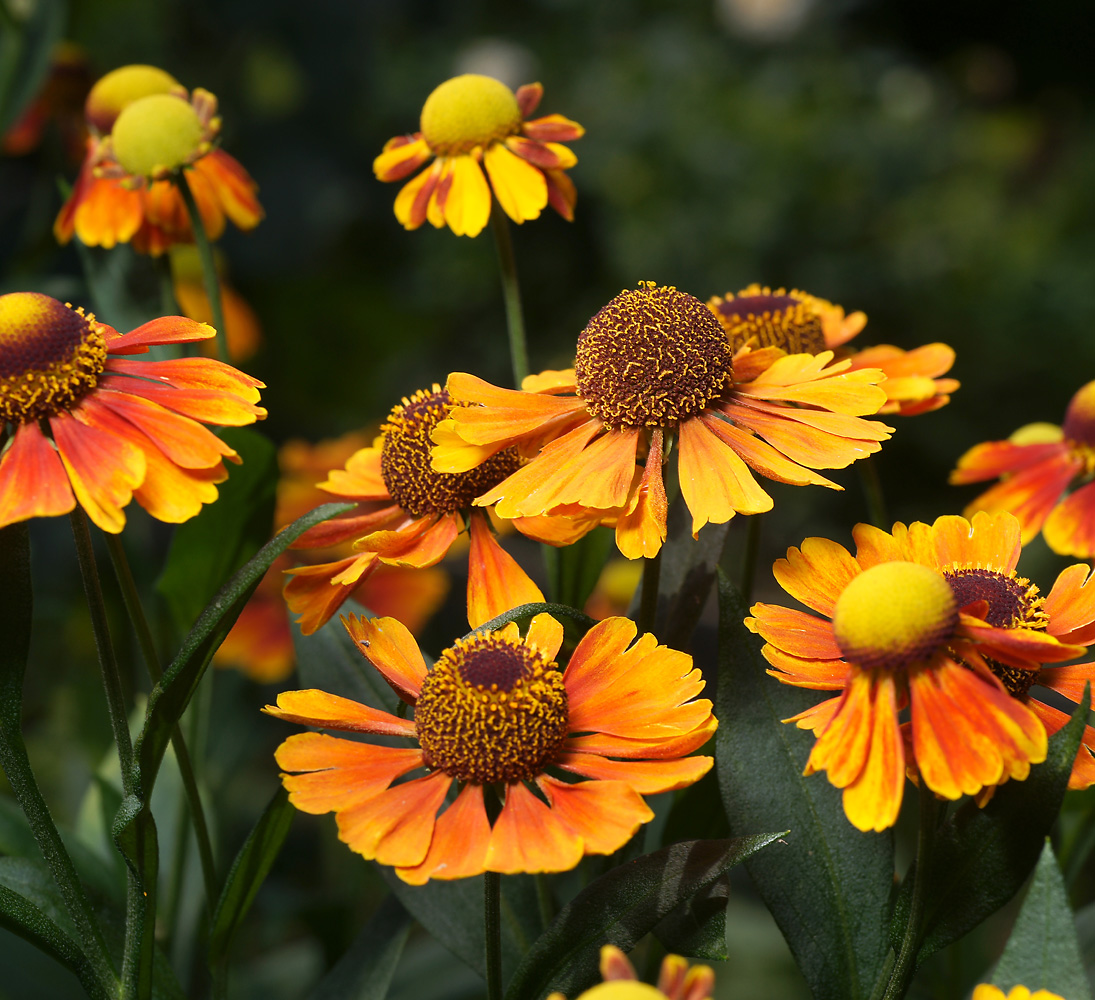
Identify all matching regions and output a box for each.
[308,894,411,1000]
[991,841,1093,1000]
[0,0,67,138]
[653,877,731,961]
[893,687,1089,966]
[157,428,277,633]
[208,787,295,964]
[543,526,615,610]
[715,570,894,1000]
[503,835,784,1000]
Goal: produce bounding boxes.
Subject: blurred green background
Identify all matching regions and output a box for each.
[3,0,1095,997]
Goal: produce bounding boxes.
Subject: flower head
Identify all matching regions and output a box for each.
[708,285,959,416]
[546,945,715,1000]
[973,987,1065,1000]
[951,379,1095,558]
[435,282,893,560]
[0,292,265,533]
[265,613,715,883]
[746,511,1087,831]
[54,64,263,256]
[373,75,583,237]
[283,385,554,634]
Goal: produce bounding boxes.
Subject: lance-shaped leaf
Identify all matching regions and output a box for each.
[990,841,1093,1000]
[715,571,894,1000]
[503,835,784,1000]
[653,877,731,961]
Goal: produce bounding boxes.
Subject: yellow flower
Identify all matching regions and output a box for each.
[546,945,715,1000]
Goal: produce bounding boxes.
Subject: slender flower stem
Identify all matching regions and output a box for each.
[484,871,503,1000]
[881,791,940,1000]
[103,534,218,909]
[489,203,530,386]
[176,170,228,364]
[858,457,888,528]
[637,550,662,638]
[740,513,763,606]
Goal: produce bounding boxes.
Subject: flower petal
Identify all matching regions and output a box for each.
[373,136,432,182]
[615,427,668,559]
[1045,563,1095,644]
[0,422,75,527]
[537,776,653,855]
[483,142,547,224]
[396,783,492,884]
[441,154,491,237]
[467,511,544,628]
[263,688,416,737]
[745,604,842,659]
[485,780,583,875]
[1043,479,1095,558]
[105,316,214,354]
[772,536,859,617]
[341,614,427,704]
[555,752,713,795]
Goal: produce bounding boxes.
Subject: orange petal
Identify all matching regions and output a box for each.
[1044,480,1095,558]
[336,770,452,867]
[284,554,380,635]
[373,136,432,182]
[707,416,840,488]
[564,717,718,760]
[556,752,713,794]
[443,372,589,447]
[99,374,266,426]
[105,315,215,354]
[263,688,416,737]
[512,510,602,546]
[291,504,404,551]
[104,356,264,403]
[950,438,1070,485]
[772,536,859,617]
[319,445,388,499]
[738,352,886,414]
[504,135,575,170]
[745,604,842,659]
[72,178,142,249]
[396,783,492,884]
[192,149,264,230]
[614,427,668,559]
[129,437,225,525]
[485,780,584,875]
[525,613,565,661]
[1034,662,1095,704]
[761,643,850,689]
[957,621,1084,667]
[467,512,544,628]
[1027,699,1095,790]
[340,615,427,704]
[930,510,1021,573]
[366,511,459,569]
[0,422,75,527]
[1045,563,1095,644]
[806,669,875,788]
[393,159,443,230]
[838,673,904,832]
[537,776,653,855]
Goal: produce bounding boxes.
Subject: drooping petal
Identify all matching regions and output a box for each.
[504,135,576,170]
[522,113,585,143]
[72,178,143,249]
[1027,699,1095,790]
[441,154,492,238]
[393,159,443,231]
[373,136,432,182]
[537,776,653,855]
[367,512,461,569]
[555,752,713,795]
[615,427,668,559]
[443,372,589,447]
[772,536,859,617]
[483,142,547,224]
[0,422,75,528]
[1043,479,1095,558]
[129,438,225,524]
[745,604,842,659]
[284,554,381,635]
[341,615,428,704]
[485,780,583,875]
[544,168,577,220]
[396,783,492,884]
[1045,564,1095,644]
[761,644,850,690]
[263,689,416,737]
[466,511,544,628]
[192,149,264,230]
[838,673,905,832]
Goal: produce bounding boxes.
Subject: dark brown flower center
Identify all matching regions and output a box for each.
[380,387,521,517]
[574,283,733,429]
[708,288,826,355]
[414,634,569,785]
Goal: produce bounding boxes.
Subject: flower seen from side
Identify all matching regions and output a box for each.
[373,74,583,237]
[546,945,715,1000]
[746,511,1087,831]
[435,282,893,560]
[282,385,549,634]
[265,613,715,883]
[951,380,1095,558]
[708,284,959,416]
[54,64,263,256]
[0,292,265,533]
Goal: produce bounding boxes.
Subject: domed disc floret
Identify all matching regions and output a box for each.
[420,74,522,156]
[832,561,958,671]
[575,283,733,429]
[380,387,521,518]
[0,292,106,424]
[710,290,826,354]
[414,632,569,785]
[110,93,205,178]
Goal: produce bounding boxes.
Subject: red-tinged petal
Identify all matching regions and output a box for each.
[336,770,452,868]
[0,422,75,527]
[104,357,264,402]
[931,510,1021,574]
[564,717,717,760]
[555,752,713,795]
[615,427,668,559]
[950,438,1069,485]
[1027,699,1095,790]
[72,178,143,249]
[1045,564,1095,644]
[291,504,404,550]
[466,511,544,628]
[537,776,653,855]
[373,136,431,181]
[739,352,888,416]
[342,614,427,704]
[806,669,874,788]
[275,733,424,813]
[544,167,577,221]
[679,415,773,534]
[284,555,380,635]
[505,135,575,170]
[54,142,97,244]
[522,113,585,143]
[263,688,416,737]
[396,783,492,884]
[1044,479,1095,558]
[1035,662,1095,704]
[515,82,543,117]
[49,408,146,534]
[105,316,214,355]
[957,621,1084,666]
[483,142,547,224]
[192,149,264,230]
[511,510,601,546]
[839,673,905,832]
[783,696,842,733]
[772,536,859,617]
[761,645,850,690]
[98,374,266,426]
[130,438,225,524]
[485,780,583,875]
[745,604,842,659]
[441,154,491,237]
[370,512,460,568]
[708,416,840,488]
[393,159,443,231]
[853,342,956,380]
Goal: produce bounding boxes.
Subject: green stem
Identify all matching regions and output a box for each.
[489,203,530,386]
[858,457,888,528]
[881,790,939,1000]
[484,871,503,1000]
[176,170,228,364]
[740,513,763,606]
[637,550,662,637]
[103,534,218,910]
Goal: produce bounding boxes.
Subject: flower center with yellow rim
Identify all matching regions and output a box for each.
[380,387,521,518]
[111,94,204,178]
[575,283,733,429]
[420,74,521,156]
[708,286,826,354]
[832,561,958,670]
[85,64,181,135]
[0,292,107,425]
[414,633,569,785]
[574,984,666,1000]
[943,567,1047,699]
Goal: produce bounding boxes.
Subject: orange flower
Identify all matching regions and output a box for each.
[435,282,893,560]
[746,511,1087,831]
[951,380,1095,558]
[0,292,265,533]
[373,74,583,237]
[708,285,959,416]
[283,386,551,634]
[54,64,263,256]
[215,431,449,683]
[546,945,715,1000]
[265,612,715,883]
